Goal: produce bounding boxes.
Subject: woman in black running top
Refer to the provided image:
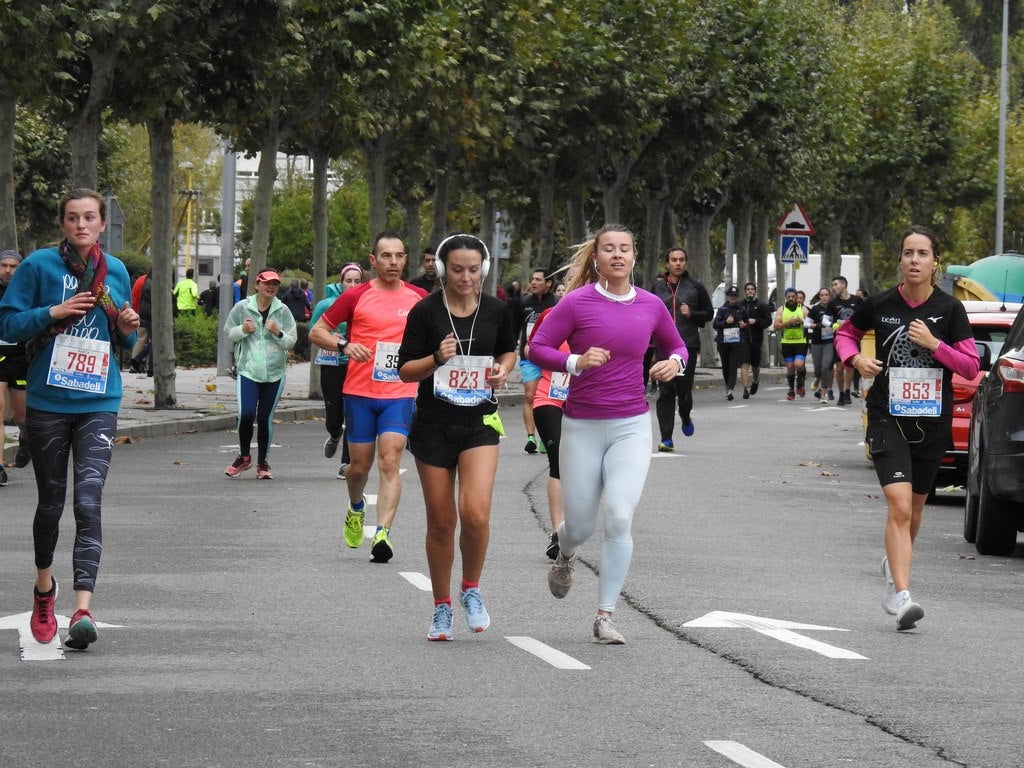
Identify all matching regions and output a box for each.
[835,225,978,632]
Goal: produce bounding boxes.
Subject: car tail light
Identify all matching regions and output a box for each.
[997,358,1024,392]
[952,379,976,403]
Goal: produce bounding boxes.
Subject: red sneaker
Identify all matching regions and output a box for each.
[225,455,252,477]
[31,580,58,644]
[65,609,98,651]
[256,463,273,480]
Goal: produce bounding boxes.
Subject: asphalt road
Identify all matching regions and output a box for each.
[0,382,1020,768]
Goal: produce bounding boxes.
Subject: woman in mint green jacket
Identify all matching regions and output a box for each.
[223,269,296,479]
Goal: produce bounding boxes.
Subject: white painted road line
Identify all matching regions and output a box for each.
[399,572,433,591]
[684,611,868,659]
[756,627,867,659]
[704,741,787,768]
[505,636,590,669]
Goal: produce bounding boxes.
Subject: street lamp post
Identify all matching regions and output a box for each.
[178,161,199,273]
[996,0,1009,255]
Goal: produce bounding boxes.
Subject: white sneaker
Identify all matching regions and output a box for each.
[593,614,625,644]
[882,557,899,615]
[548,550,576,598]
[895,590,924,631]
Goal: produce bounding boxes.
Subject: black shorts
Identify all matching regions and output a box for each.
[0,350,28,389]
[866,413,950,495]
[408,408,500,469]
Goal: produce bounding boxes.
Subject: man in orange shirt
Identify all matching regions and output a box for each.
[309,232,427,562]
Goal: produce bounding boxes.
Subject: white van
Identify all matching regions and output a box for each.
[711,253,861,308]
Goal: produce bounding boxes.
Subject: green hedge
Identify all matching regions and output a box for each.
[173,312,220,367]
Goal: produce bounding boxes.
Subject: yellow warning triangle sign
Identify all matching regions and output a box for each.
[776,203,815,235]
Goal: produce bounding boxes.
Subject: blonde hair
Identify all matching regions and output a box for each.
[563,223,636,292]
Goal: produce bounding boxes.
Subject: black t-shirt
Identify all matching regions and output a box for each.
[849,286,972,419]
[832,294,862,324]
[399,292,515,419]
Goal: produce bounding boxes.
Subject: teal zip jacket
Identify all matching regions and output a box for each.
[225,294,296,383]
[0,246,135,414]
[310,281,349,364]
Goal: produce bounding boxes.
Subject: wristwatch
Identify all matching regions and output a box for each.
[336,336,348,353]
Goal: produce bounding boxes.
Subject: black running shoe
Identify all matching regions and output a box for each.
[546,531,559,560]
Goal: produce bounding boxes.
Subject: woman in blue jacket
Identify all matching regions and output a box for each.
[0,189,140,650]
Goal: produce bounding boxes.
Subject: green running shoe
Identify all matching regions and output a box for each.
[344,505,365,549]
[370,527,394,563]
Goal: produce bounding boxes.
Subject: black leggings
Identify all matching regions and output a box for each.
[320,362,351,464]
[27,408,117,592]
[533,404,563,479]
[717,343,744,391]
[236,375,285,464]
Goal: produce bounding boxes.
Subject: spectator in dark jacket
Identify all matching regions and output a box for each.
[199,280,219,316]
[280,279,311,359]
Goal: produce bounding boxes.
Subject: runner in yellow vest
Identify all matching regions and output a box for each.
[773,287,808,400]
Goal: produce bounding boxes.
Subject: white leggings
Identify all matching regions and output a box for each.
[557,413,652,611]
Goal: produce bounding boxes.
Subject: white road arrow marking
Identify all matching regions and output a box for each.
[399,572,433,591]
[704,741,788,768]
[506,637,590,669]
[0,612,124,661]
[684,611,867,659]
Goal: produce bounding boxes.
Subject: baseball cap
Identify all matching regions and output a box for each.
[725,285,739,296]
[256,269,281,283]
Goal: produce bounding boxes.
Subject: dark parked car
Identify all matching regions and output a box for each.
[964,302,1024,554]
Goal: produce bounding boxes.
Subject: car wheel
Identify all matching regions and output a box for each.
[974,460,1018,556]
[964,473,979,543]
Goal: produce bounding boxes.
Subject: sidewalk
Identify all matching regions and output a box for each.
[2,360,786,463]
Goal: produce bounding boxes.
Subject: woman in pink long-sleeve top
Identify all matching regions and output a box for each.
[835,225,978,632]
[528,224,686,644]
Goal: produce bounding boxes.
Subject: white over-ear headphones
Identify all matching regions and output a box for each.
[434,233,491,280]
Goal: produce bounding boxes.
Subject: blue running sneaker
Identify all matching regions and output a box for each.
[428,602,454,641]
[461,587,490,633]
[658,439,674,452]
[682,419,695,437]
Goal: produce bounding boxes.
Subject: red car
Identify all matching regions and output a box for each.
[934,301,1023,494]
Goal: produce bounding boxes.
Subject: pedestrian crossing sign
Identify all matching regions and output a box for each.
[780,235,809,264]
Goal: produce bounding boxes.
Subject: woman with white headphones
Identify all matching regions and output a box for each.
[398,233,517,641]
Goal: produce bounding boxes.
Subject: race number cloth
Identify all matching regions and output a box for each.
[548,370,570,402]
[373,341,401,382]
[47,334,109,393]
[315,349,339,366]
[433,355,493,406]
[888,367,942,417]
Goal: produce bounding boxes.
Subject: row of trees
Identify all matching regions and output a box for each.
[2,0,1021,405]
